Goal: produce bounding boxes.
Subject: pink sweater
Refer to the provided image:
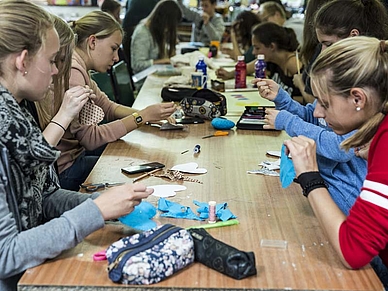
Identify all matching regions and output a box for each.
[56,51,127,173]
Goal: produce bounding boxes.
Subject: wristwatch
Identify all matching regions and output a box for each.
[132,112,143,127]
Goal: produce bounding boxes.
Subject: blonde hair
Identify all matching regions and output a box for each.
[71,10,123,54]
[36,15,75,129]
[0,0,53,77]
[310,36,388,150]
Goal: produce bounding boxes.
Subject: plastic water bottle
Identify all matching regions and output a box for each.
[235,55,246,89]
[255,54,266,79]
[195,56,207,88]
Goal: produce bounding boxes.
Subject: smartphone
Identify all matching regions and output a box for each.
[176,117,204,124]
[121,162,165,175]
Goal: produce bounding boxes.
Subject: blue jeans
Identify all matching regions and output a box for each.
[371,256,388,290]
[59,145,107,191]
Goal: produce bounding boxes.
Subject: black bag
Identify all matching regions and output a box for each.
[188,228,257,280]
[180,89,227,120]
[161,86,198,102]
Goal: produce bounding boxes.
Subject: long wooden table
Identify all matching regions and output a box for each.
[18,75,383,291]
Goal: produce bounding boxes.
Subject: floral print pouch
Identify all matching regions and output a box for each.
[106,224,194,284]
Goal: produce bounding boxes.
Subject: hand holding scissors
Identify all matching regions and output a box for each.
[202,131,229,139]
[80,182,125,192]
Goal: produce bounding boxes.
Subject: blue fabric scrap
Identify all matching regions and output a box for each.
[280,144,296,188]
[118,201,157,231]
[158,198,202,220]
[193,200,237,221]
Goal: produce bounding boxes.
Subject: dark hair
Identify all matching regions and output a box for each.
[203,0,217,4]
[252,22,299,52]
[233,10,261,50]
[314,0,388,40]
[147,0,182,58]
[299,0,330,65]
[101,0,121,14]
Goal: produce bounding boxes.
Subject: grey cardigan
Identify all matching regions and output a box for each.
[0,145,104,291]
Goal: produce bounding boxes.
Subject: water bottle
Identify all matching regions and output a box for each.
[195,56,207,88]
[255,54,266,79]
[235,55,247,89]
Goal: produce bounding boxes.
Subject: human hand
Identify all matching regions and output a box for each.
[140,102,177,123]
[94,183,153,220]
[263,109,279,129]
[215,68,234,80]
[202,12,210,25]
[354,142,370,161]
[253,78,279,101]
[293,73,304,90]
[58,86,93,122]
[283,136,319,177]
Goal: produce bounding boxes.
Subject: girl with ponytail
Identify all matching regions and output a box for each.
[284,36,388,275]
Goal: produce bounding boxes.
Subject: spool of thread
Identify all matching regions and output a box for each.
[208,201,217,223]
[194,144,201,154]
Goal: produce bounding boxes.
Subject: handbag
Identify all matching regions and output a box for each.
[106,224,194,285]
[180,89,227,120]
[188,228,257,280]
[79,99,105,125]
[161,86,198,102]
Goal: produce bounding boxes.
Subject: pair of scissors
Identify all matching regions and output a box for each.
[80,182,125,192]
[202,131,229,139]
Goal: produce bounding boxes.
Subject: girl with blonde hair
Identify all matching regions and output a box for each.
[0,1,152,290]
[58,11,176,190]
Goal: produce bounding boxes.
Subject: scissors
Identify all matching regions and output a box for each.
[80,182,125,192]
[202,131,229,139]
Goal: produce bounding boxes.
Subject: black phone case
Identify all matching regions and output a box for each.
[121,162,165,175]
[236,106,275,130]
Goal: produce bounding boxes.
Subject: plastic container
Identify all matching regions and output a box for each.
[195,56,207,88]
[235,55,247,89]
[255,54,266,79]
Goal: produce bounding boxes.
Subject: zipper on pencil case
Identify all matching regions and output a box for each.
[107,224,180,272]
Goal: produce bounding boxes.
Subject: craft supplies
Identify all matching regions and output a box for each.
[186,219,240,230]
[208,201,217,223]
[132,168,162,183]
[211,117,235,130]
[260,239,288,249]
[202,131,229,139]
[194,144,201,153]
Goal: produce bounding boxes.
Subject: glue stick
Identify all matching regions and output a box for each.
[208,201,216,223]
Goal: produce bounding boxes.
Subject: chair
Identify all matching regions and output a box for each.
[111,60,135,107]
[90,71,116,102]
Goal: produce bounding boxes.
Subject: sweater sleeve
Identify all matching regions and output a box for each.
[177,0,202,23]
[339,122,388,268]
[68,55,127,151]
[0,186,104,279]
[130,24,155,74]
[274,88,356,162]
[203,14,225,42]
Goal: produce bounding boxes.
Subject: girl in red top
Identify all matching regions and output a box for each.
[279,36,388,274]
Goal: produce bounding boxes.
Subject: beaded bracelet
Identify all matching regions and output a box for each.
[50,120,66,132]
[294,171,328,198]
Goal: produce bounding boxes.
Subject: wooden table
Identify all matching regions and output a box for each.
[18,75,383,291]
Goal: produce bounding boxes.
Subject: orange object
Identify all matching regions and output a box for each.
[202,131,229,139]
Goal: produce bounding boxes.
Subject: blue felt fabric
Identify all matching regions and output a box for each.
[193,200,237,221]
[118,201,157,231]
[158,198,202,220]
[211,117,235,130]
[280,144,296,188]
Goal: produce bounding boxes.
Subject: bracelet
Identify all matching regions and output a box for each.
[50,120,66,132]
[294,171,328,198]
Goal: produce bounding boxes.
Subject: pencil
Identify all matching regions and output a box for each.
[132,168,162,183]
